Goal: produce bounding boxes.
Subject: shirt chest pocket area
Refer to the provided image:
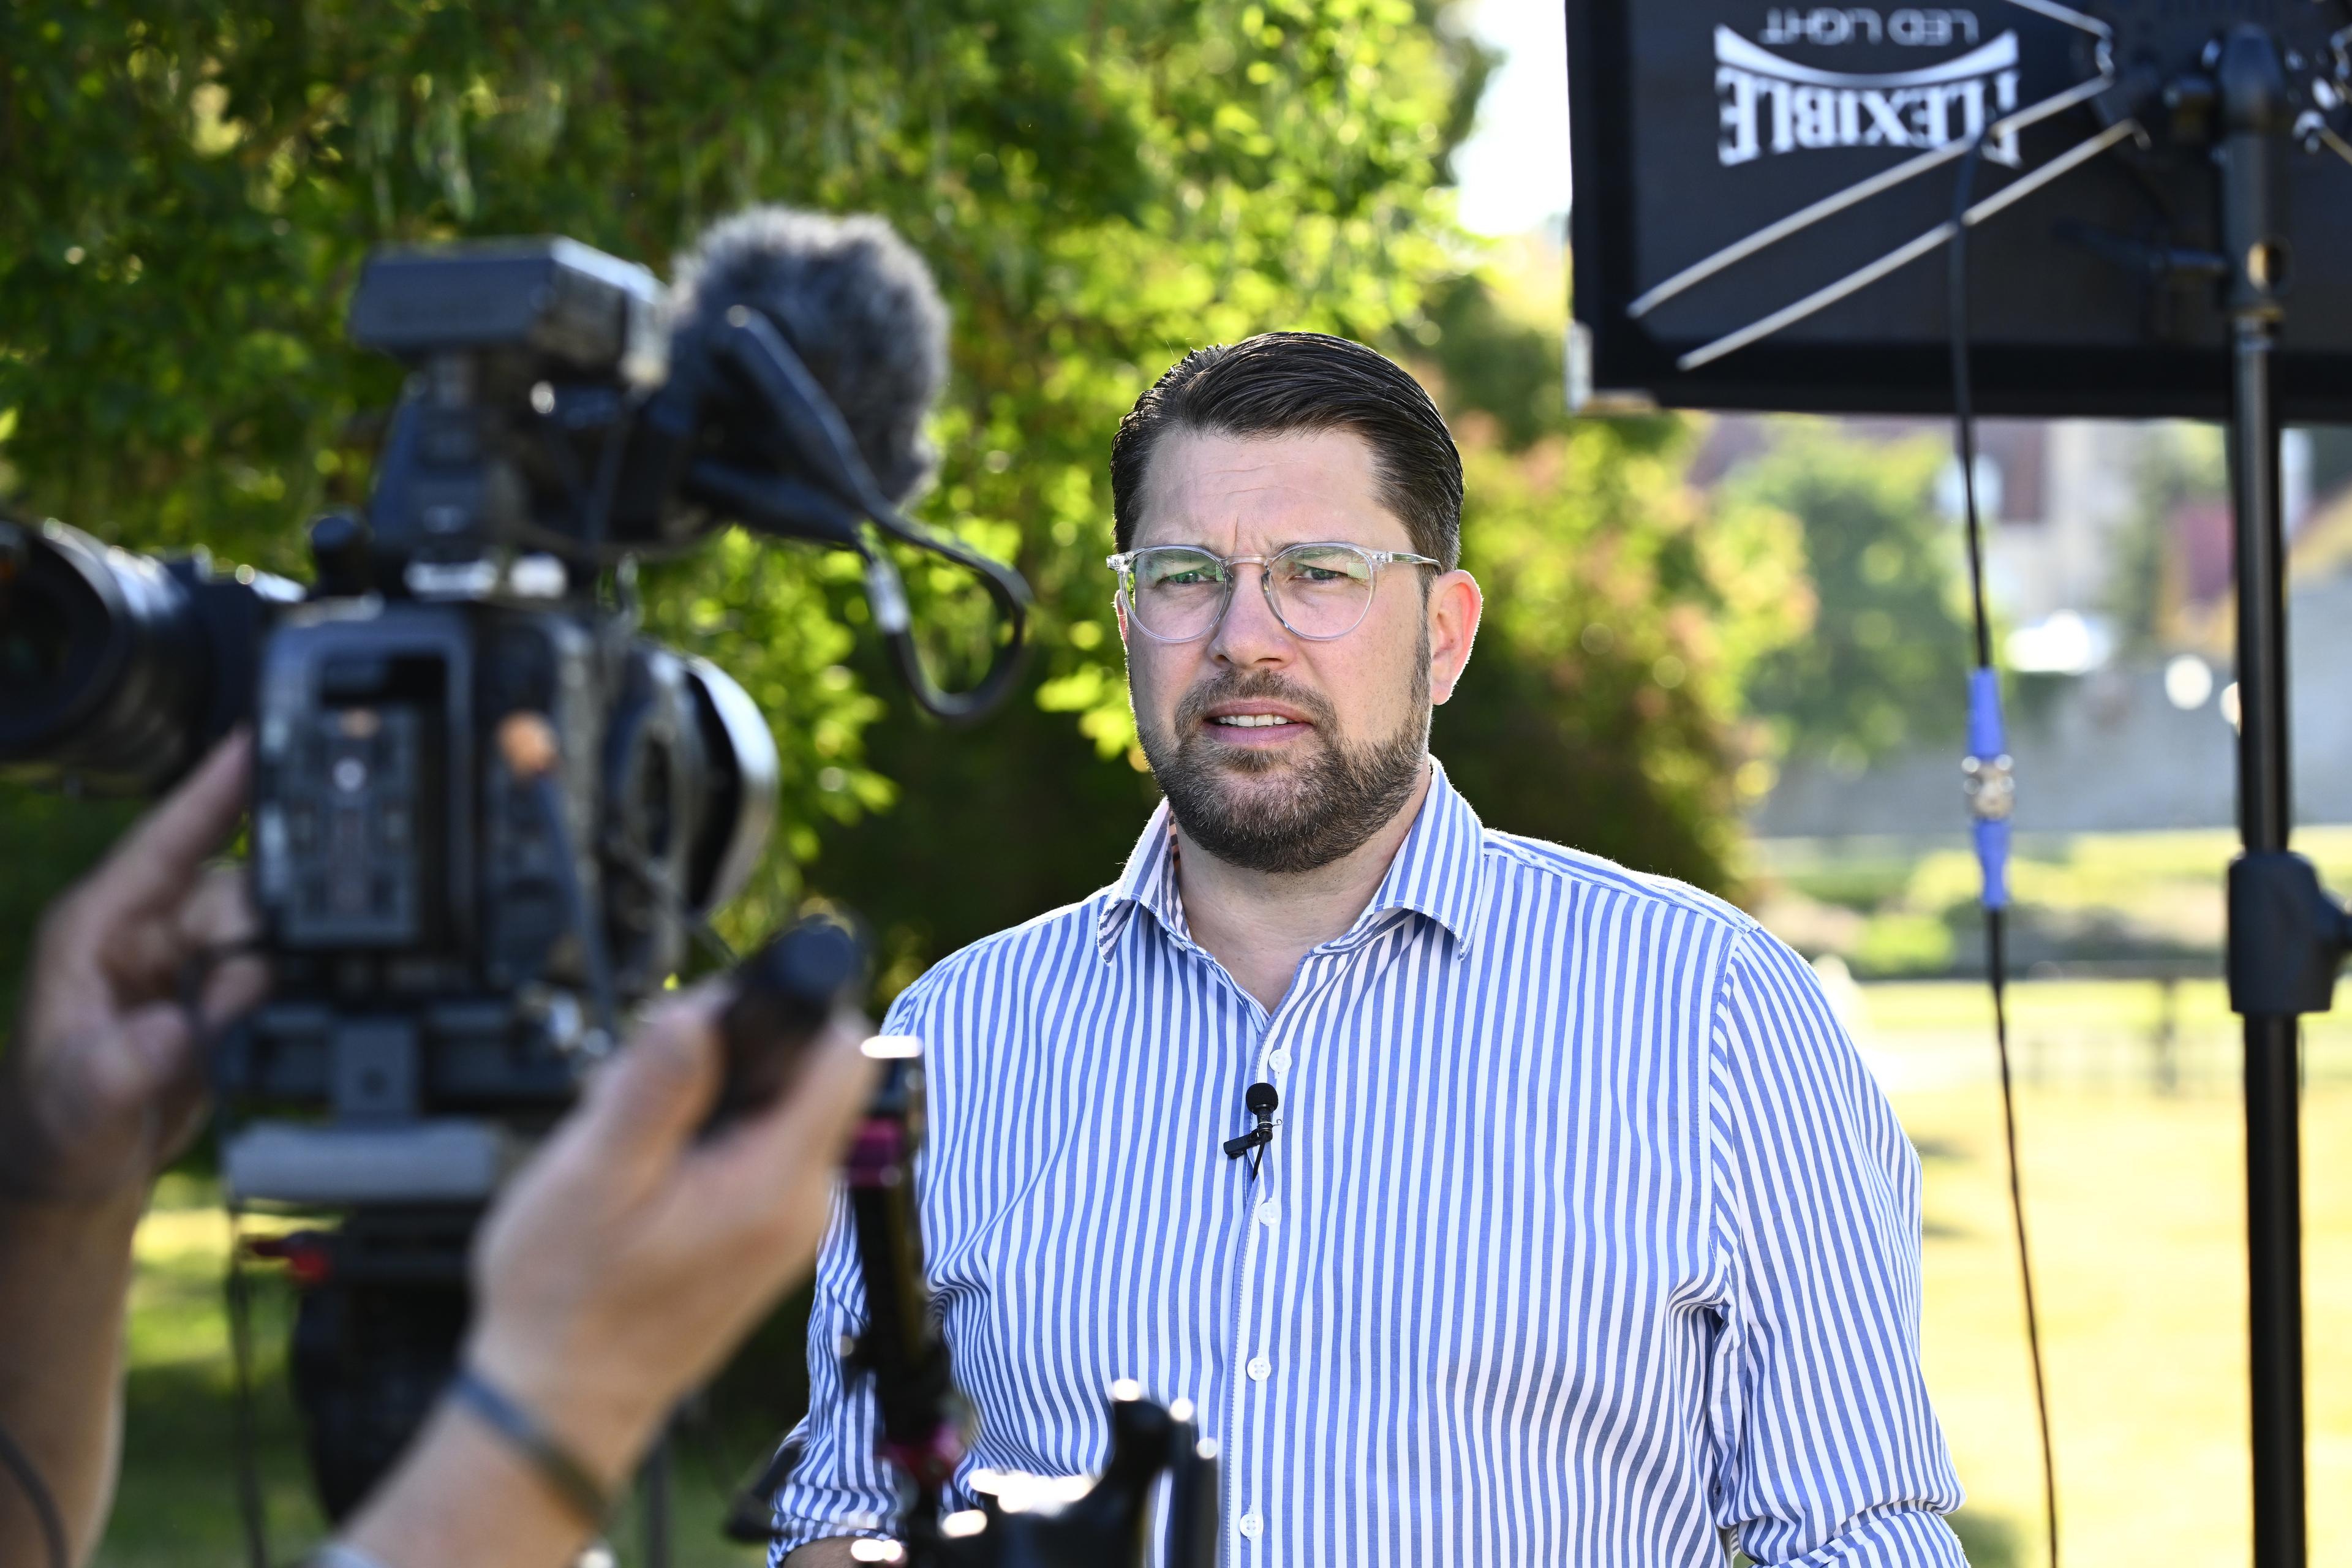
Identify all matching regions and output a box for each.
[1275,1118,1710,1424]
[944,1125,1237,1446]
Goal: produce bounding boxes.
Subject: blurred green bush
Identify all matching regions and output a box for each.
[1725,420,1972,774]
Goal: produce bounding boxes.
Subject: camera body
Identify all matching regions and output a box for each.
[3,241,778,1208]
[220,594,774,1203]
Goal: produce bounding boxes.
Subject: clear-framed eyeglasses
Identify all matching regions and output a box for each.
[1105,541,1442,643]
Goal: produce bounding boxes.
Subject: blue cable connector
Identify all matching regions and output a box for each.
[1963,665,2014,912]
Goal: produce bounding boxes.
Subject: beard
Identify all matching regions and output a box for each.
[1137,641,1430,876]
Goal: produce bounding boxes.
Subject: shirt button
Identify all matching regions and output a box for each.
[1240,1512,1263,1539]
[1267,1048,1292,1071]
[1256,1198,1279,1227]
[1248,1355,1272,1380]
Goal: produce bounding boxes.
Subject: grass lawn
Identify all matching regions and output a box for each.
[1868,979,2352,1568]
[94,976,2352,1566]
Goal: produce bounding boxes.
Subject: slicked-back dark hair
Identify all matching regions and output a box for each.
[1109,332,1463,570]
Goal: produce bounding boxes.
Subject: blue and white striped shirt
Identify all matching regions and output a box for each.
[774,760,1966,1565]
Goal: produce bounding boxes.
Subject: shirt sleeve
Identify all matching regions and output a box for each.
[1703,928,1969,1568]
[766,990,922,1561]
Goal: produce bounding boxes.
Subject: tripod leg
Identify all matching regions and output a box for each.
[641,1425,672,1568]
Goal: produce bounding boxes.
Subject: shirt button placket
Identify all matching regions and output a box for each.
[1234,1038,1286,1556]
[1234,965,1322,1561]
[1230,1112,1277,1556]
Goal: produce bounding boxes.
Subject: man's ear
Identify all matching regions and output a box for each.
[1427,570,1483,706]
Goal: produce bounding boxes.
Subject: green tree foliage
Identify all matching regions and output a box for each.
[1724,421,1970,772]
[1436,413,1807,894]
[0,0,1472,963]
[1,1,1801,1004]
[1413,268,1567,450]
[1406,247,1808,895]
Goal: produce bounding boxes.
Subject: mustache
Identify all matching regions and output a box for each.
[1170,669,1339,733]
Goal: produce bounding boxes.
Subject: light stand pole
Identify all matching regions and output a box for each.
[2216,25,2315,1568]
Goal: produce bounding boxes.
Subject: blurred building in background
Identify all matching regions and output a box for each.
[1706,415,2352,839]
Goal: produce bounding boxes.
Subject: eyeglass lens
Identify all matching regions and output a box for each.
[1127,545,1378,641]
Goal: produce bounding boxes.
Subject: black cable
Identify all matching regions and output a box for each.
[691,919,741,971]
[1981,908,2057,1556]
[720,1434,805,1545]
[1952,134,2062,1568]
[1951,136,1997,674]
[0,1417,70,1568]
[703,312,1033,725]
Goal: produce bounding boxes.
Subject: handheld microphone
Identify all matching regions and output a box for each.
[707,913,870,1135]
[1221,1081,1280,1167]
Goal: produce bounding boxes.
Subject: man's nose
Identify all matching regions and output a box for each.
[1207,563,1293,666]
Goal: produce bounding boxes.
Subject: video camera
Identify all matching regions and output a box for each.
[0,214,1207,1566]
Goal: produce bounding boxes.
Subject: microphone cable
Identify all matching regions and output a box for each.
[695,307,1032,727]
[1950,133,2060,1568]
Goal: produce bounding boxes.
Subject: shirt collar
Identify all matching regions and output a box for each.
[1095,756,1487,963]
[1355,756,1487,955]
[1098,797,1188,961]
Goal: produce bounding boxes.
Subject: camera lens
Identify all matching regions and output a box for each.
[0,574,75,695]
[0,519,208,793]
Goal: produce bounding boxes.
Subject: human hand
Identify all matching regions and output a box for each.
[0,733,266,1212]
[461,989,878,1493]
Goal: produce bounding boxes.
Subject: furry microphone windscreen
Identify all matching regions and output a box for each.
[671,208,951,505]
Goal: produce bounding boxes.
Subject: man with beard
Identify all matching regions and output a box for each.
[777,333,1964,1567]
